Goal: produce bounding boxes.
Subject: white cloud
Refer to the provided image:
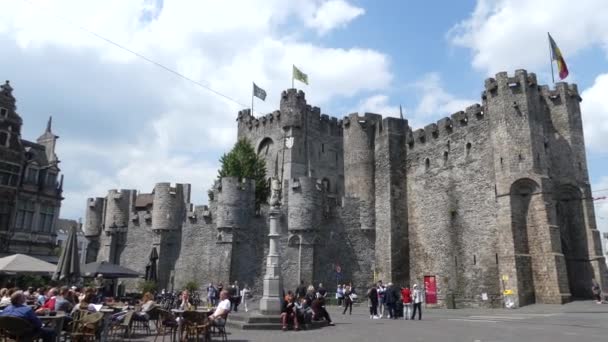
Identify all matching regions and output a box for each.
[581,73,608,153]
[305,0,365,35]
[448,0,608,75]
[0,0,389,219]
[593,177,608,236]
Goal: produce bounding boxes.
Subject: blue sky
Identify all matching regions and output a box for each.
[1,0,607,232]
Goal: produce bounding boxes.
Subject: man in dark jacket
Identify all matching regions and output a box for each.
[295,280,307,299]
[384,283,398,319]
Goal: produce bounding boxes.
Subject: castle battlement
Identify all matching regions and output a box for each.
[407,103,484,149]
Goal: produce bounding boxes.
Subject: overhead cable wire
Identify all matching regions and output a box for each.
[21,0,249,109]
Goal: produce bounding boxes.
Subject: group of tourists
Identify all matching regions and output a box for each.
[281,281,336,331]
[206,280,251,312]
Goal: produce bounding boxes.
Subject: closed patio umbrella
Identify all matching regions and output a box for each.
[53,225,81,282]
[145,247,158,282]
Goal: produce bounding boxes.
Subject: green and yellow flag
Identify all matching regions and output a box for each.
[292,65,308,85]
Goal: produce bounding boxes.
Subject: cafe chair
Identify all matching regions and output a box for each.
[181,311,210,342]
[69,312,104,342]
[0,316,38,342]
[109,310,133,341]
[153,309,178,342]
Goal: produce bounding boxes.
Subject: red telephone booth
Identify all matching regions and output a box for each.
[424,275,437,304]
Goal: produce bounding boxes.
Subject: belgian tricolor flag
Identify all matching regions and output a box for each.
[548,33,569,81]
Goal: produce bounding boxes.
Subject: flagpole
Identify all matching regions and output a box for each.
[548,33,555,84]
[292,65,294,89]
[251,82,254,116]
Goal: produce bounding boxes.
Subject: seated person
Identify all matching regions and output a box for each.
[280,291,300,331]
[0,291,56,342]
[295,297,312,324]
[36,288,58,314]
[133,292,156,321]
[72,293,98,314]
[311,297,334,326]
[176,290,193,311]
[0,288,11,307]
[54,287,73,313]
[208,290,231,327]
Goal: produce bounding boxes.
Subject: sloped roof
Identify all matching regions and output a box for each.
[22,140,50,166]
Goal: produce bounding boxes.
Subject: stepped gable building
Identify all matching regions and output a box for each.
[84,69,607,308]
[0,80,64,261]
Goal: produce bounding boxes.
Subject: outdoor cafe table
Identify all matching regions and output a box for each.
[39,313,65,342]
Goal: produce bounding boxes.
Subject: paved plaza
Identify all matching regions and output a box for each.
[135,301,608,342]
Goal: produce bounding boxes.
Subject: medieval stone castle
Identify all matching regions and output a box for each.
[84,70,608,308]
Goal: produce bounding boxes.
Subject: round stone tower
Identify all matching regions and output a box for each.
[287,177,322,231]
[216,177,256,231]
[84,197,105,238]
[343,113,381,230]
[104,189,132,231]
[152,182,182,231]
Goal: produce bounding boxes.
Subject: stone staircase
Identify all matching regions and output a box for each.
[227,311,329,330]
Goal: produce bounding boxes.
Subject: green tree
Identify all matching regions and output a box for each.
[217,138,269,208]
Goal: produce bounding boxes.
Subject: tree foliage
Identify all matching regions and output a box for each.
[217,138,269,208]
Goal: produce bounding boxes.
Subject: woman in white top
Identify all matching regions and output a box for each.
[240,285,250,312]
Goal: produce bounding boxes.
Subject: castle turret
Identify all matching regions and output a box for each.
[279,89,309,179]
[486,70,569,306]
[343,113,381,230]
[152,183,190,231]
[100,189,135,263]
[215,177,256,282]
[374,117,408,285]
[84,197,105,263]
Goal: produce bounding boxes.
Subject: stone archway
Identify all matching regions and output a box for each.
[509,178,538,306]
[555,185,593,298]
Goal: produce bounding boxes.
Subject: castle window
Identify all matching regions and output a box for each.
[473,254,476,265]
[0,132,7,147]
[424,158,430,170]
[322,143,325,153]
[15,200,35,231]
[495,253,499,264]
[0,108,7,117]
[465,142,472,156]
[447,140,451,151]
[443,151,448,165]
[518,154,523,161]
[257,137,274,156]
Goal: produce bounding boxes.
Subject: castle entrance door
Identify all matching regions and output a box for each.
[424,275,437,304]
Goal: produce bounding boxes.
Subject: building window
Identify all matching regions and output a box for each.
[46,173,57,188]
[15,201,35,231]
[0,108,7,117]
[38,205,55,233]
[0,132,7,146]
[0,162,20,187]
[25,167,39,184]
[0,202,12,231]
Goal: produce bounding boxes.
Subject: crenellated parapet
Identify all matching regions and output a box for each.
[84,197,105,238]
[407,103,484,151]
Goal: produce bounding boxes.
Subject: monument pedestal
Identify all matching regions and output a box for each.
[259,207,282,315]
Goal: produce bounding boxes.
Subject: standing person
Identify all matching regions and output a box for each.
[207,283,218,306]
[384,283,396,319]
[317,283,327,299]
[342,285,354,315]
[592,279,603,304]
[336,284,344,307]
[229,281,241,312]
[240,284,251,312]
[216,283,223,304]
[377,281,386,318]
[367,284,379,319]
[401,285,412,320]
[295,280,307,299]
[411,284,423,320]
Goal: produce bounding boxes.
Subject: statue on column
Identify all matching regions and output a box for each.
[269,177,281,209]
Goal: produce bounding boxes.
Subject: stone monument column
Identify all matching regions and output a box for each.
[259,178,283,315]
